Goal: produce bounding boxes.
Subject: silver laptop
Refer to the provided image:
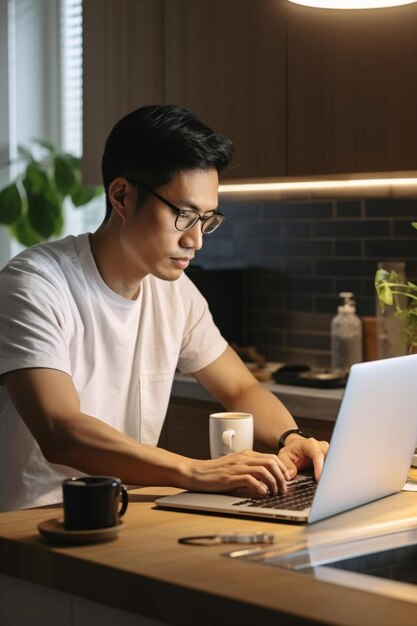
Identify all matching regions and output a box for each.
[156,355,417,524]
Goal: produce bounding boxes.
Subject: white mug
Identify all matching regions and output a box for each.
[209,412,254,458]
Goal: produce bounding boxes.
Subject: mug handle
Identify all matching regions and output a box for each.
[222,429,235,452]
[118,485,128,518]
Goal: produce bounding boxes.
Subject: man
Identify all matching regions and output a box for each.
[0,105,328,511]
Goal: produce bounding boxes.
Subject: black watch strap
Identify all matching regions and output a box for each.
[278,428,313,450]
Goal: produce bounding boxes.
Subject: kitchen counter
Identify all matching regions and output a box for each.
[159,375,344,458]
[173,373,344,422]
[0,485,417,626]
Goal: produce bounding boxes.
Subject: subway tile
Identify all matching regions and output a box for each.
[264,271,290,293]
[246,326,267,345]
[262,201,332,220]
[263,240,333,257]
[234,239,269,258]
[249,290,287,308]
[313,220,389,237]
[281,221,312,237]
[365,198,417,218]
[336,201,362,218]
[190,197,417,363]
[405,261,417,279]
[245,270,268,294]
[334,240,362,257]
[194,258,241,269]
[264,329,286,344]
[287,331,331,351]
[264,311,288,328]
[315,294,375,317]
[355,297,376,317]
[287,294,314,311]
[313,295,340,314]
[281,311,333,332]
[214,219,234,237]
[361,276,379,298]
[245,308,266,330]
[392,221,417,237]
[200,238,235,256]
[262,347,330,368]
[365,239,417,259]
[314,258,377,277]
[335,278,366,297]
[221,202,262,220]
[233,221,282,238]
[287,277,334,295]
[275,258,314,275]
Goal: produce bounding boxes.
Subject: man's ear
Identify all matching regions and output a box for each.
[108,178,130,218]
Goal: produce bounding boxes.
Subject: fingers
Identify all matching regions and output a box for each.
[280,437,329,480]
[277,448,298,480]
[190,450,290,497]
[298,439,329,480]
[310,441,329,480]
[221,464,284,497]
[236,451,290,493]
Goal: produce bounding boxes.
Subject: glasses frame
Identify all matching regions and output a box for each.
[128,180,225,234]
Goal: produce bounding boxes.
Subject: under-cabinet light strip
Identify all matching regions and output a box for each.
[219,177,417,194]
[288,1,417,9]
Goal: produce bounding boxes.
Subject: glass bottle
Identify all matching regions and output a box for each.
[376,261,407,359]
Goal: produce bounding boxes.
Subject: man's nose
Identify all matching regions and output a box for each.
[179,222,203,250]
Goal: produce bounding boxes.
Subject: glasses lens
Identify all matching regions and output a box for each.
[202,214,224,234]
[175,211,200,231]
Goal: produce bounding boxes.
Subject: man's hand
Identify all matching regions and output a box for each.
[278,436,329,481]
[184,450,292,498]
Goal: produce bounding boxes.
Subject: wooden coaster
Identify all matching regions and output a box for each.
[37,517,124,544]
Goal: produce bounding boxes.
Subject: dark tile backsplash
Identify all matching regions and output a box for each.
[188,197,417,367]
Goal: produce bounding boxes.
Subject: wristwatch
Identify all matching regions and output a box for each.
[278,428,313,450]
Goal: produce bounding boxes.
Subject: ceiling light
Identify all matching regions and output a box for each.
[288,1,417,9]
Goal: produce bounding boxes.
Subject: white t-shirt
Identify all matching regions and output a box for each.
[0,234,227,511]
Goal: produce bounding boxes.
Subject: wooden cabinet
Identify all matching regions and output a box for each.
[286,2,417,176]
[163,0,287,179]
[83,0,286,183]
[83,0,163,184]
[83,1,417,183]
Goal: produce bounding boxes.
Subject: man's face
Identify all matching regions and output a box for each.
[119,168,220,282]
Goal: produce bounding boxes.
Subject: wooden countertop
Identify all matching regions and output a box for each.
[1,483,417,625]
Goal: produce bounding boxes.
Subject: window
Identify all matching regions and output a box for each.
[60,0,103,235]
[60,0,83,157]
[0,0,103,264]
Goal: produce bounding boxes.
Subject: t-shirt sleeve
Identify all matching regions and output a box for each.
[0,260,72,378]
[176,274,228,374]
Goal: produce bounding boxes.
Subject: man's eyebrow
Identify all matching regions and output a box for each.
[176,198,218,214]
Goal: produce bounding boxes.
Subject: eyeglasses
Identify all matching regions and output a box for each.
[129,181,225,234]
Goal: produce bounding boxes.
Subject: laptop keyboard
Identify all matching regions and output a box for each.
[232,476,317,511]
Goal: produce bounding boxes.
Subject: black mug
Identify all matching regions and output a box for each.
[62,476,128,531]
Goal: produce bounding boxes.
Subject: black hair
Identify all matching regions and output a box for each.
[101,104,235,219]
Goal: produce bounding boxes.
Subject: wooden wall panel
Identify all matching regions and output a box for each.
[83,0,163,184]
[287,2,417,176]
[163,0,287,179]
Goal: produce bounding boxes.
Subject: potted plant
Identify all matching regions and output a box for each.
[0,139,102,247]
[375,222,417,353]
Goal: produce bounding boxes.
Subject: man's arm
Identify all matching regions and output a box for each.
[3,367,291,497]
[194,346,329,480]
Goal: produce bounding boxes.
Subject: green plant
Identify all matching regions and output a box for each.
[0,139,102,246]
[375,222,417,351]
